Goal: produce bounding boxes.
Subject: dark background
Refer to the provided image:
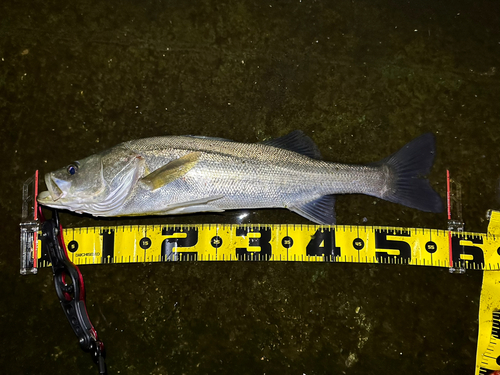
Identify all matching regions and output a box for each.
[2,0,499,374]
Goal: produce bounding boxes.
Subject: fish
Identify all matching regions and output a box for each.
[37,131,443,224]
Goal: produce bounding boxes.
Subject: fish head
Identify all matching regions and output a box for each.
[38,146,145,215]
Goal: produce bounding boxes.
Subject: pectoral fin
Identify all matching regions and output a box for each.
[141,152,201,190]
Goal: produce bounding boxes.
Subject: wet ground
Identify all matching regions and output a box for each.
[1,0,499,374]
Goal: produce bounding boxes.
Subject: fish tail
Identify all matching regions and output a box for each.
[374,133,443,213]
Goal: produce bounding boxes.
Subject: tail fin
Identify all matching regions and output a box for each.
[375,133,443,213]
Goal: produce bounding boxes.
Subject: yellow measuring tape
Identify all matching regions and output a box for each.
[476,212,500,375]
[35,216,500,270]
[28,205,500,374]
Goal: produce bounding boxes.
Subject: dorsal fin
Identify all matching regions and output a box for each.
[261,130,322,159]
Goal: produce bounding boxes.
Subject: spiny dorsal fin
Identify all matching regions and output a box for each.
[141,152,201,191]
[261,130,322,159]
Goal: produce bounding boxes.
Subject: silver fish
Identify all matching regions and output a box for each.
[37,131,442,224]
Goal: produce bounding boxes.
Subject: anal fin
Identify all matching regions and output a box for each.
[290,195,336,225]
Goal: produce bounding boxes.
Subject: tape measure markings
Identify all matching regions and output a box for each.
[479,311,500,374]
[34,224,500,270]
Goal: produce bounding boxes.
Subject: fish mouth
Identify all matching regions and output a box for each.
[38,173,70,203]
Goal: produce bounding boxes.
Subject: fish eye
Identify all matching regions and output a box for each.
[67,163,78,175]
